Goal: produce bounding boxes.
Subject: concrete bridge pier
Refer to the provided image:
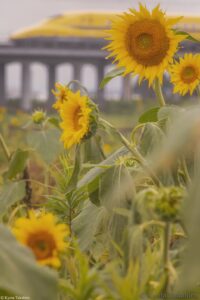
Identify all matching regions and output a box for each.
[96,62,105,108]
[47,64,56,110]
[21,62,32,111]
[73,62,82,82]
[0,63,6,106]
[71,62,82,91]
[122,74,132,101]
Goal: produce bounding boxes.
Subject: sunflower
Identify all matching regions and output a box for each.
[170,53,200,96]
[32,109,46,124]
[59,90,92,149]
[52,82,69,111]
[105,4,185,85]
[13,211,69,268]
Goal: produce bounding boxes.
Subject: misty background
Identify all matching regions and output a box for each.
[0,0,199,100]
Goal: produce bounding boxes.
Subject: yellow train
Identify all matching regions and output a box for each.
[11,11,200,41]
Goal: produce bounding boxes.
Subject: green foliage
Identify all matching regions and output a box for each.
[155,186,185,222]
[99,67,125,89]
[6,148,29,179]
[174,29,200,43]
[77,147,128,190]
[27,128,62,163]
[2,98,200,299]
[0,181,25,217]
[138,107,160,123]
[48,116,60,129]
[73,201,107,250]
[138,122,164,157]
[1,28,200,298]
[60,249,100,300]
[0,225,58,299]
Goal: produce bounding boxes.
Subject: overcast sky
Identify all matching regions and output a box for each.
[0,0,200,40]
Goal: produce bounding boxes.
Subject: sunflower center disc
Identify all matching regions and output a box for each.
[27,231,56,260]
[181,66,197,84]
[126,20,170,66]
[137,33,153,49]
[73,106,82,130]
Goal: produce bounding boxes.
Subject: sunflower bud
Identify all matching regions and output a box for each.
[32,110,46,124]
[155,186,185,222]
[135,186,185,223]
[116,155,138,168]
[136,188,159,222]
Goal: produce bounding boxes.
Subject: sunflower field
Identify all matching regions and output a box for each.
[0,3,200,300]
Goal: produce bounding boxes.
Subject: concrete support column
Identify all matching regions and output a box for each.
[47,64,56,110]
[121,74,132,101]
[21,62,32,111]
[0,63,6,106]
[73,63,82,82]
[96,63,105,108]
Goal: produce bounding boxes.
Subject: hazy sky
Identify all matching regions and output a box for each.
[1,0,200,40]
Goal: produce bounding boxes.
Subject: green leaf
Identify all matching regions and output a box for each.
[83,137,104,164]
[48,117,60,129]
[74,155,135,250]
[77,147,128,190]
[87,176,100,195]
[72,201,107,250]
[67,145,81,192]
[88,176,100,206]
[138,107,160,123]
[138,123,164,157]
[0,181,25,216]
[99,67,125,89]
[175,30,200,43]
[157,105,184,122]
[27,128,62,163]
[6,149,29,179]
[99,165,134,244]
[0,225,58,299]
[113,207,132,218]
[128,225,143,260]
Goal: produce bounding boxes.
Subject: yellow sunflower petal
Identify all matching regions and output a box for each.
[12,211,69,268]
[52,83,70,111]
[105,3,185,86]
[59,90,92,149]
[170,53,200,96]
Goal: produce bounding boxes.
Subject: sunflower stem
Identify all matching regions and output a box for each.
[22,167,32,209]
[181,157,191,185]
[95,136,106,159]
[0,133,10,160]
[69,202,72,238]
[67,144,81,237]
[67,144,81,192]
[162,222,171,293]
[197,85,200,100]
[154,78,166,107]
[67,80,89,95]
[100,118,162,187]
